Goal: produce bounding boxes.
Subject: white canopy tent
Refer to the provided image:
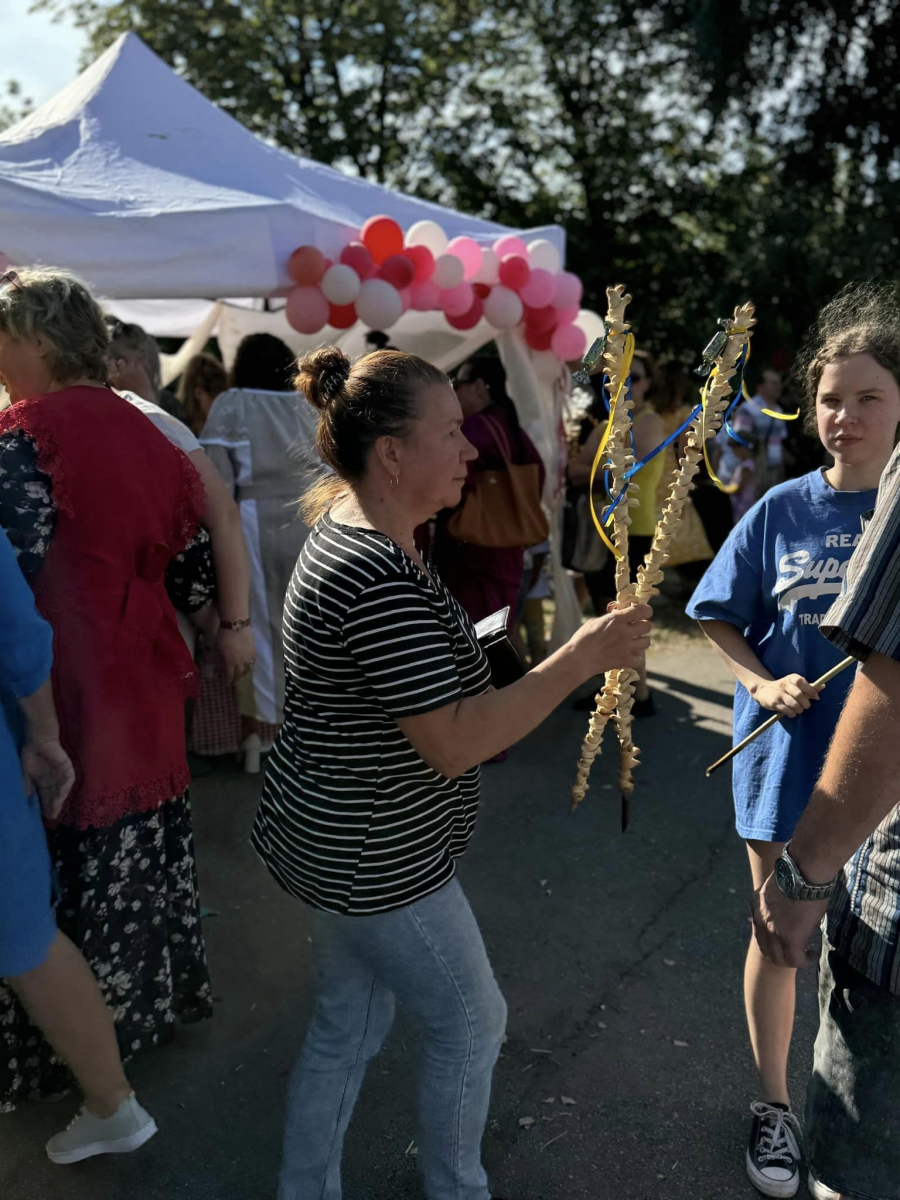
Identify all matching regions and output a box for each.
[0,32,586,642]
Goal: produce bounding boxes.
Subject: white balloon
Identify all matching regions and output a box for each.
[483,286,524,330]
[472,248,500,285]
[527,239,562,274]
[406,220,448,257]
[574,308,607,348]
[433,254,465,290]
[355,279,403,330]
[321,263,361,307]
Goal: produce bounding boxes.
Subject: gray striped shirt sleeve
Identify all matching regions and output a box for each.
[821,443,900,662]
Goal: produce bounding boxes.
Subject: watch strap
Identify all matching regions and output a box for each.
[781,844,837,902]
[220,617,252,632]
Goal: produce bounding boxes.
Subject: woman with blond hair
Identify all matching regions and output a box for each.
[254,344,652,1199]
[0,267,214,1147]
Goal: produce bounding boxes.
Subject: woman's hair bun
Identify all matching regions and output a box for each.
[294,346,352,412]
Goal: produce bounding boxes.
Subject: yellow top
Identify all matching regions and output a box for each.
[629,408,666,537]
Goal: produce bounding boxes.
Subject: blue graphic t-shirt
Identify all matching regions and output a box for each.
[687,469,876,841]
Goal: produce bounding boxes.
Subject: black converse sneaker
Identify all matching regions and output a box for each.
[746,1101,802,1197]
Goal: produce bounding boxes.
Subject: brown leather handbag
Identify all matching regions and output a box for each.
[447,412,549,549]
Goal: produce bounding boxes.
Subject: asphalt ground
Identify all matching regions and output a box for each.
[0,639,821,1200]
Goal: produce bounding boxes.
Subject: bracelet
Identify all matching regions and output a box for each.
[219,618,251,632]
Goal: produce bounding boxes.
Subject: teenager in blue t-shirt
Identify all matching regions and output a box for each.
[688,321,900,1198]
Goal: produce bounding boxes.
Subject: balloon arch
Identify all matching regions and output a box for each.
[284,215,586,362]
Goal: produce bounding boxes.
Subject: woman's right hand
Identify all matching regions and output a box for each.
[750,674,820,717]
[570,604,653,675]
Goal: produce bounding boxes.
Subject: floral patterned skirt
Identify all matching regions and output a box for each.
[0,793,212,1112]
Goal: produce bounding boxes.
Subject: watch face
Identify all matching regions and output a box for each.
[775,856,795,898]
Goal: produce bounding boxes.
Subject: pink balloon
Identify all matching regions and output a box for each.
[447,296,484,331]
[410,281,440,311]
[519,268,556,308]
[439,283,475,317]
[551,322,587,361]
[498,255,531,291]
[493,235,528,260]
[446,236,483,280]
[286,286,329,334]
[406,245,435,283]
[288,245,328,286]
[399,288,412,312]
[552,270,583,310]
[483,286,524,330]
[340,242,375,280]
[554,304,580,325]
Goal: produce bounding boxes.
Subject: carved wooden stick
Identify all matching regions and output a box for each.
[571,284,636,812]
[634,303,757,607]
[571,301,757,822]
[607,305,756,826]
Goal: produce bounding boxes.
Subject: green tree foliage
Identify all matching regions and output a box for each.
[35,0,900,366]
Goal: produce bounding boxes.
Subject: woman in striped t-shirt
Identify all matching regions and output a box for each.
[254,346,651,1200]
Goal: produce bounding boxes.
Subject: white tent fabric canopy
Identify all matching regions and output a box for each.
[0,32,585,645]
[0,32,564,300]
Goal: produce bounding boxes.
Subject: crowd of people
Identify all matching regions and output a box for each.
[0,263,898,1200]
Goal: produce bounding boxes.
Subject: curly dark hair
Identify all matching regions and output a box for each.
[794,282,900,433]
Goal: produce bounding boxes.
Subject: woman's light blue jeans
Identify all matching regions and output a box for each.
[278,878,507,1200]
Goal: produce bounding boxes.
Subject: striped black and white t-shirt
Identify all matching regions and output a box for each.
[252,511,492,916]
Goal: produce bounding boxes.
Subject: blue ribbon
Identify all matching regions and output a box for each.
[719,346,753,447]
[600,401,702,525]
[596,342,752,523]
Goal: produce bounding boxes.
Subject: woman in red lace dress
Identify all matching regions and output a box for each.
[0,268,214,1111]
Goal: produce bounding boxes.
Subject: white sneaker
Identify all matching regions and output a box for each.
[746,1101,802,1197]
[808,1172,842,1200]
[46,1093,158,1164]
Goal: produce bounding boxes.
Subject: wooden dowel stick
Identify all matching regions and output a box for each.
[705,655,856,778]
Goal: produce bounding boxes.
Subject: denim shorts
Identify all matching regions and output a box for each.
[805,941,900,1200]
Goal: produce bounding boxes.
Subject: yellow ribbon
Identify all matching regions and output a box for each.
[588,333,636,561]
[700,367,740,494]
[743,379,800,419]
[700,327,753,494]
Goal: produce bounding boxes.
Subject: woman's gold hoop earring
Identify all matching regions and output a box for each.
[390,474,400,489]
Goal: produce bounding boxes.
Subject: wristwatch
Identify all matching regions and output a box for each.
[219,618,252,632]
[774,843,837,902]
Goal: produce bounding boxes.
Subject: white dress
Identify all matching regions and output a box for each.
[200,388,320,725]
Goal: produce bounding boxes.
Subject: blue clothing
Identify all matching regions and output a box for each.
[278,878,506,1200]
[687,469,877,841]
[0,531,56,977]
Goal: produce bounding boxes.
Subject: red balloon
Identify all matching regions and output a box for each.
[524,304,557,332]
[288,245,327,286]
[361,215,404,265]
[340,242,375,280]
[498,254,531,291]
[405,244,435,283]
[379,253,416,290]
[328,302,357,329]
[525,324,554,351]
[447,296,484,331]
[473,282,491,299]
